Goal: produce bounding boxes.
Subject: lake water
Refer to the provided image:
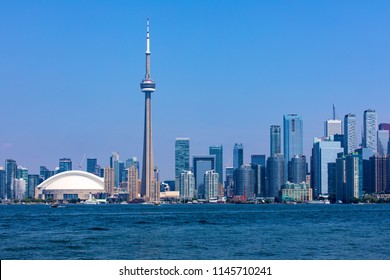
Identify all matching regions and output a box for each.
[1,203,389,260]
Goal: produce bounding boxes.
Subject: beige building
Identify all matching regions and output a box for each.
[104,167,115,195]
[35,170,104,200]
[282,182,313,203]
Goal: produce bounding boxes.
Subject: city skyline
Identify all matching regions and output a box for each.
[1,1,390,181]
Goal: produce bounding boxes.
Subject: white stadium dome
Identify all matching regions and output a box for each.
[35,170,105,200]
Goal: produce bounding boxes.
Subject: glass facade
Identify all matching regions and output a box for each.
[363,109,377,153]
[234,164,254,198]
[175,138,190,179]
[266,153,285,199]
[204,170,219,200]
[193,156,215,199]
[312,138,343,196]
[233,143,243,170]
[344,114,356,155]
[270,125,281,157]
[283,114,303,181]
[59,158,72,173]
[5,159,17,199]
[180,170,195,201]
[209,145,223,184]
[377,130,389,155]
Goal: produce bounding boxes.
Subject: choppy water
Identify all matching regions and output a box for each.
[0,203,389,260]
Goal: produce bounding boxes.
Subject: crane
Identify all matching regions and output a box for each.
[78,154,86,170]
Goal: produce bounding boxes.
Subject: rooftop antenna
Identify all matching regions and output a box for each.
[333,104,336,120]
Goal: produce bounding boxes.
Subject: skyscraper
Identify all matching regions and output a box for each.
[209,145,223,184]
[324,104,342,137]
[193,156,215,199]
[225,167,234,197]
[377,130,389,155]
[0,167,6,199]
[27,174,40,199]
[312,138,343,196]
[233,143,244,170]
[104,167,115,195]
[345,153,362,202]
[344,114,356,155]
[284,114,303,181]
[204,170,219,200]
[110,152,120,187]
[270,125,281,157]
[87,158,98,174]
[369,155,389,193]
[234,164,254,199]
[59,158,72,173]
[175,138,190,178]
[251,155,266,167]
[128,165,139,201]
[5,159,17,199]
[325,120,342,138]
[288,155,307,184]
[179,170,195,201]
[363,109,377,153]
[267,153,285,199]
[140,19,158,202]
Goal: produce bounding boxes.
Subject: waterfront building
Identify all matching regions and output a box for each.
[204,170,219,200]
[179,170,195,201]
[5,159,17,199]
[0,167,5,199]
[377,130,389,155]
[14,178,26,201]
[234,164,254,199]
[233,143,244,170]
[193,156,215,199]
[283,114,303,181]
[27,174,40,199]
[266,153,285,199]
[336,153,363,202]
[128,165,139,201]
[225,167,234,197]
[139,19,159,202]
[281,182,312,203]
[344,114,356,155]
[312,138,343,197]
[175,138,190,180]
[335,156,347,202]
[363,109,377,153]
[270,125,281,157]
[35,170,104,200]
[209,145,223,184]
[369,155,390,193]
[251,163,266,197]
[346,153,363,202]
[104,167,115,195]
[355,147,374,193]
[59,158,72,173]
[288,155,307,184]
[16,166,28,197]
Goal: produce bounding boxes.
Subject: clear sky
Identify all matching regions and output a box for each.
[1,0,390,180]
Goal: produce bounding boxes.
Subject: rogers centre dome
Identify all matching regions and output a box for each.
[35,170,104,200]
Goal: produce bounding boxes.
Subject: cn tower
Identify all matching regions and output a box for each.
[140,18,159,202]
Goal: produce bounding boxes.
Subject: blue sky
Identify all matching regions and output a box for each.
[1,0,390,180]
